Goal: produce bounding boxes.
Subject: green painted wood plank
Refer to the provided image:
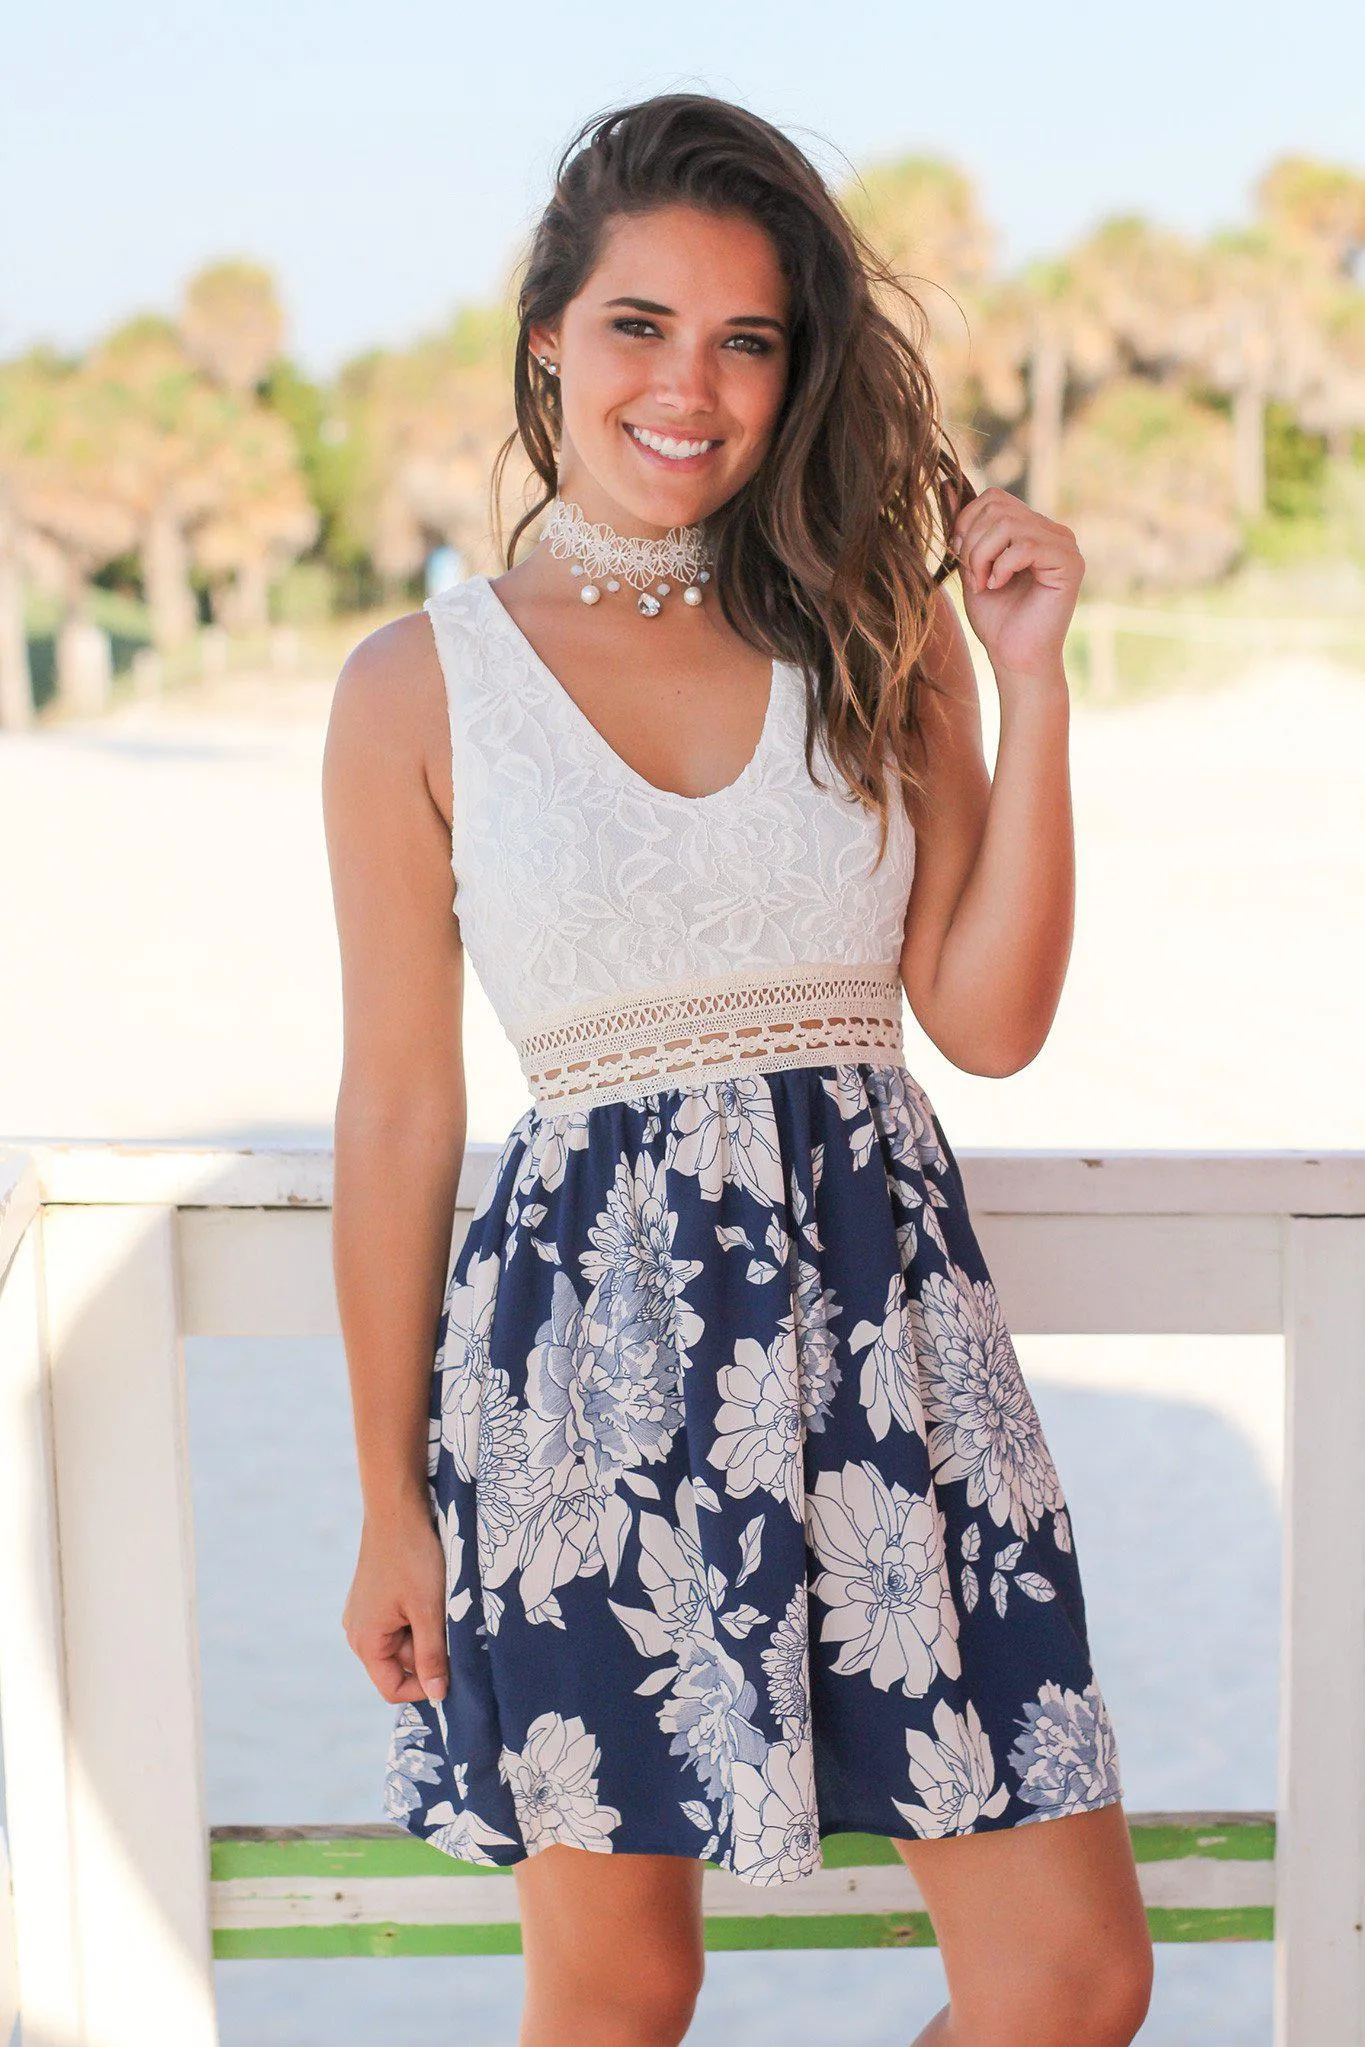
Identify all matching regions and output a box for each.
[210,1813,1277,1883]
[1144,1908,1275,1944]
[1127,1817,1276,1863]
[212,1904,1275,1961]
[214,1924,526,1960]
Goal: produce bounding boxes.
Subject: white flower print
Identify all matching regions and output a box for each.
[736,1514,764,1586]
[579,1149,704,1356]
[384,1704,444,1819]
[848,1271,929,1444]
[657,1631,769,1809]
[1008,1680,1123,1820]
[761,1583,812,1744]
[435,1252,501,1481]
[434,1499,473,1626]
[525,1267,682,1486]
[786,1253,843,1432]
[806,1460,961,1697]
[422,1799,521,1865]
[719,1603,769,1640]
[731,1739,822,1883]
[912,1264,1066,1538]
[515,1109,591,1202]
[818,1068,880,1170]
[891,1176,950,1263]
[865,1066,949,1180]
[513,1463,634,1624]
[469,1365,536,1612]
[708,1333,804,1518]
[890,1697,1011,1837]
[608,1478,719,1661]
[498,1711,623,1852]
[667,1076,785,1209]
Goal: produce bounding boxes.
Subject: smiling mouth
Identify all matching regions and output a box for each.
[624,421,722,461]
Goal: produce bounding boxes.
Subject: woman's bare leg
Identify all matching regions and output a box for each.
[896,1801,1153,2047]
[513,1844,706,2047]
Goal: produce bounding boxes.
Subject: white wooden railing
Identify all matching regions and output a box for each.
[0,1139,1363,2046]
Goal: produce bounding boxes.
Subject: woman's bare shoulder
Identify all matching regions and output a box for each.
[325,609,452,823]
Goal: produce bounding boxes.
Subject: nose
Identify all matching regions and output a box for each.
[652,338,718,420]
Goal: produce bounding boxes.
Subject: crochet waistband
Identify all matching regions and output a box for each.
[514,961,908,1114]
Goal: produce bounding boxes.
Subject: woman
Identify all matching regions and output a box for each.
[325,91,1153,2047]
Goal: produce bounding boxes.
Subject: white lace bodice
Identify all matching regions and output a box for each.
[424,573,916,1049]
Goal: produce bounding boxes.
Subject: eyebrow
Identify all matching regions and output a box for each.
[602,295,787,334]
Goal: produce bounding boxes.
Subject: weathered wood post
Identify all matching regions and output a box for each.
[1274,1213,1365,2044]
[23,1198,218,2045]
[0,1189,82,2046]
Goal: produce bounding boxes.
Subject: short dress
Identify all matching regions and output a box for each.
[383,571,1125,1886]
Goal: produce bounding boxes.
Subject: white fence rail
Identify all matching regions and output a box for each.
[1,1140,1363,2044]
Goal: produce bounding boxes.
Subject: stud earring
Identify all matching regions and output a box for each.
[536,354,559,377]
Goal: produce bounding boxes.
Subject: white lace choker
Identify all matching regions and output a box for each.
[543,495,713,616]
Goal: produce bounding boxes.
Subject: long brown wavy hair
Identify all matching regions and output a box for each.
[490,91,976,864]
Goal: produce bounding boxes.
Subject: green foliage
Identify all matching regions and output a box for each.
[270,560,335,626]
[261,357,363,582]
[1263,400,1329,520]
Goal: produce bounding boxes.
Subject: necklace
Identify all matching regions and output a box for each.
[542,495,713,616]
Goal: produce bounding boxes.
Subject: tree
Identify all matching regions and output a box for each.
[1060,379,1241,593]
[338,304,517,590]
[1255,156,1365,280]
[839,155,996,436]
[180,260,286,396]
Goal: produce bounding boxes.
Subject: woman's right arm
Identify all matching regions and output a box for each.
[322,612,465,1707]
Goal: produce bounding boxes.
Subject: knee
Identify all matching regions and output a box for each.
[973,1935,1154,2047]
[1048,1942,1156,2047]
[535,1948,704,2045]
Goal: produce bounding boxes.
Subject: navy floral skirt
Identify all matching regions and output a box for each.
[383,1062,1124,1886]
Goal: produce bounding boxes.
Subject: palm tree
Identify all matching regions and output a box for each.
[1185,229,1327,518]
[191,405,318,630]
[83,317,240,648]
[339,305,517,590]
[1255,155,1365,280]
[839,154,996,450]
[180,260,286,396]
[0,351,140,703]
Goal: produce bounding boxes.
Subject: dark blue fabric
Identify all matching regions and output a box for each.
[384,1061,1123,1885]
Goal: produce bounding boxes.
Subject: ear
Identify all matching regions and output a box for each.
[527,325,561,368]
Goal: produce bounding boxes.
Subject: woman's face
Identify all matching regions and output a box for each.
[530,202,791,536]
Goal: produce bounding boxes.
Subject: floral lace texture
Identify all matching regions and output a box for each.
[423,574,917,1047]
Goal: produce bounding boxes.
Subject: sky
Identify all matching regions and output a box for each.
[3,0,1362,379]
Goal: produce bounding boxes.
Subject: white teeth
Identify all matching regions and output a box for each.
[628,423,716,459]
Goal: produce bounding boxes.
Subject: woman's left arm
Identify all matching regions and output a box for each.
[899,488,1084,1078]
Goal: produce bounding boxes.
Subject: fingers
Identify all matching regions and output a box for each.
[980,540,1036,590]
[347,1610,450,1706]
[949,487,1081,593]
[409,1607,451,1705]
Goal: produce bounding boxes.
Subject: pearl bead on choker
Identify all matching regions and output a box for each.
[543,495,713,616]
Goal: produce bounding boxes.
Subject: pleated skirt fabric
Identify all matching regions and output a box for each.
[383,1062,1124,1886]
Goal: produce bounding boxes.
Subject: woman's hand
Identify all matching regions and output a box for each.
[342,1500,450,1705]
[948,486,1084,691]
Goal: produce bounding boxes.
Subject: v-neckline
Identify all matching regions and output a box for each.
[474,573,783,809]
